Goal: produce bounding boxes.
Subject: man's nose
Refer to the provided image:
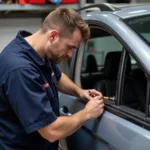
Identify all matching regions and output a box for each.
[66,51,73,58]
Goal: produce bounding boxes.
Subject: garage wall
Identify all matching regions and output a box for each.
[0,18,42,52]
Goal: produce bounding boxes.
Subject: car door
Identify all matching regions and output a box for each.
[58,18,150,150]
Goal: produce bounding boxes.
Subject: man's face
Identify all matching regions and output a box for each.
[46,28,82,64]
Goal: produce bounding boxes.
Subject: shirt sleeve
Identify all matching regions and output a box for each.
[4,67,57,134]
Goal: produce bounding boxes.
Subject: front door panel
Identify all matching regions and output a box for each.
[59,94,150,150]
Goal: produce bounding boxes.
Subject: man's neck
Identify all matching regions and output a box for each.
[24,31,45,58]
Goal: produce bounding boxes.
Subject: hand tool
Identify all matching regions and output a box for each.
[88,91,115,102]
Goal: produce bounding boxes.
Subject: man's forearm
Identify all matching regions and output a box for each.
[38,109,89,143]
[58,72,82,97]
[38,96,104,143]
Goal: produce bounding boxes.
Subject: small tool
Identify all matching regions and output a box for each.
[103,96,115,102]
[88,91,97,98]
[88,91,115,102]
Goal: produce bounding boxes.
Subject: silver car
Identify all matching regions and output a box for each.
[58,3,150,150]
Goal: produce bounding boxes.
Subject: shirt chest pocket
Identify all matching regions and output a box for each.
[45,86,54,100]
[45,76,58,99]
[40,72,59,115]
[40,70,57,99]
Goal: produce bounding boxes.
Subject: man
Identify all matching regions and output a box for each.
[0,7,104,150]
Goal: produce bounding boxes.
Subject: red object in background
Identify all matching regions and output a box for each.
[18,0,28,4]
[19,0,77,4]
[62,0,77,3]
[28,0,46,4]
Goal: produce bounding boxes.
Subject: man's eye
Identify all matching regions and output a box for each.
[67,46,76,51]
[68,46,73,50]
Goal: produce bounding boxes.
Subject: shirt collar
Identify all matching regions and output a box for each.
[15,30,45,66]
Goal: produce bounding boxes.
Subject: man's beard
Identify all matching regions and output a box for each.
[51,56,65,64]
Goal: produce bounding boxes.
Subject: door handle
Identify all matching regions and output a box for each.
[59,106,72,116]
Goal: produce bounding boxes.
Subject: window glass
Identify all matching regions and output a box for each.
[121,54,147,113]
[124,15,150,46]
[80,28,122,90]
[82,35,122,73]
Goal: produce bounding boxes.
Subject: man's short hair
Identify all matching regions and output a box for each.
[41,7,90,40]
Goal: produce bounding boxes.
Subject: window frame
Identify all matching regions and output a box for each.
[70,20,150,129]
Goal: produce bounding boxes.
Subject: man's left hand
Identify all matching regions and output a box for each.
[79,89,103,102]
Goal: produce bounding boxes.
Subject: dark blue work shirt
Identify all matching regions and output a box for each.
[0,31,62,150]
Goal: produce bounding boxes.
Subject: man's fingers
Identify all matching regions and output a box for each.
[100,103,105,108]
[98,100,104,106]
[93,99,104,107]
[93,95,103,101]
[88,89,103,99]
[90,89,102,96]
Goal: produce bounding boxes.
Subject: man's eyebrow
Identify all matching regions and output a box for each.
[68,45,77,49]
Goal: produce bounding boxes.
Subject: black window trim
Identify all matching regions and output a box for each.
[146,81,150,122]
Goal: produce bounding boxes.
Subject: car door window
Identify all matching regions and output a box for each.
[80,27,122,89]
[80,26,148,116]
[82,36,122,72]
[121,53,147,113]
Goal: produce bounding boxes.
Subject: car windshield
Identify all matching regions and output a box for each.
[123,15,150,46]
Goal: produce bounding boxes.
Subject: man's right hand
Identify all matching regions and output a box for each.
[84,96,104,119]
[38,95,104,143]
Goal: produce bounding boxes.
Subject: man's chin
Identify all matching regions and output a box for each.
[52,59,63,64]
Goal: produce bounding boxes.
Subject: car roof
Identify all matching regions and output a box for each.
[114,5,150,19]
[80,4,150,19]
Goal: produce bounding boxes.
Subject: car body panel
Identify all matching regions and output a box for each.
[114,5,150,19]
[59,4,150,150]
[59,94,150,150]
[82,5,150,19]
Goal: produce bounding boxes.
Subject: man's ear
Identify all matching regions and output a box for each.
[48,30,59,43]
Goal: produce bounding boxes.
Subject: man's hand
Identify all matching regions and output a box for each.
[38,94,104,142]
[84,95,104,119]
[79,89,103,102]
